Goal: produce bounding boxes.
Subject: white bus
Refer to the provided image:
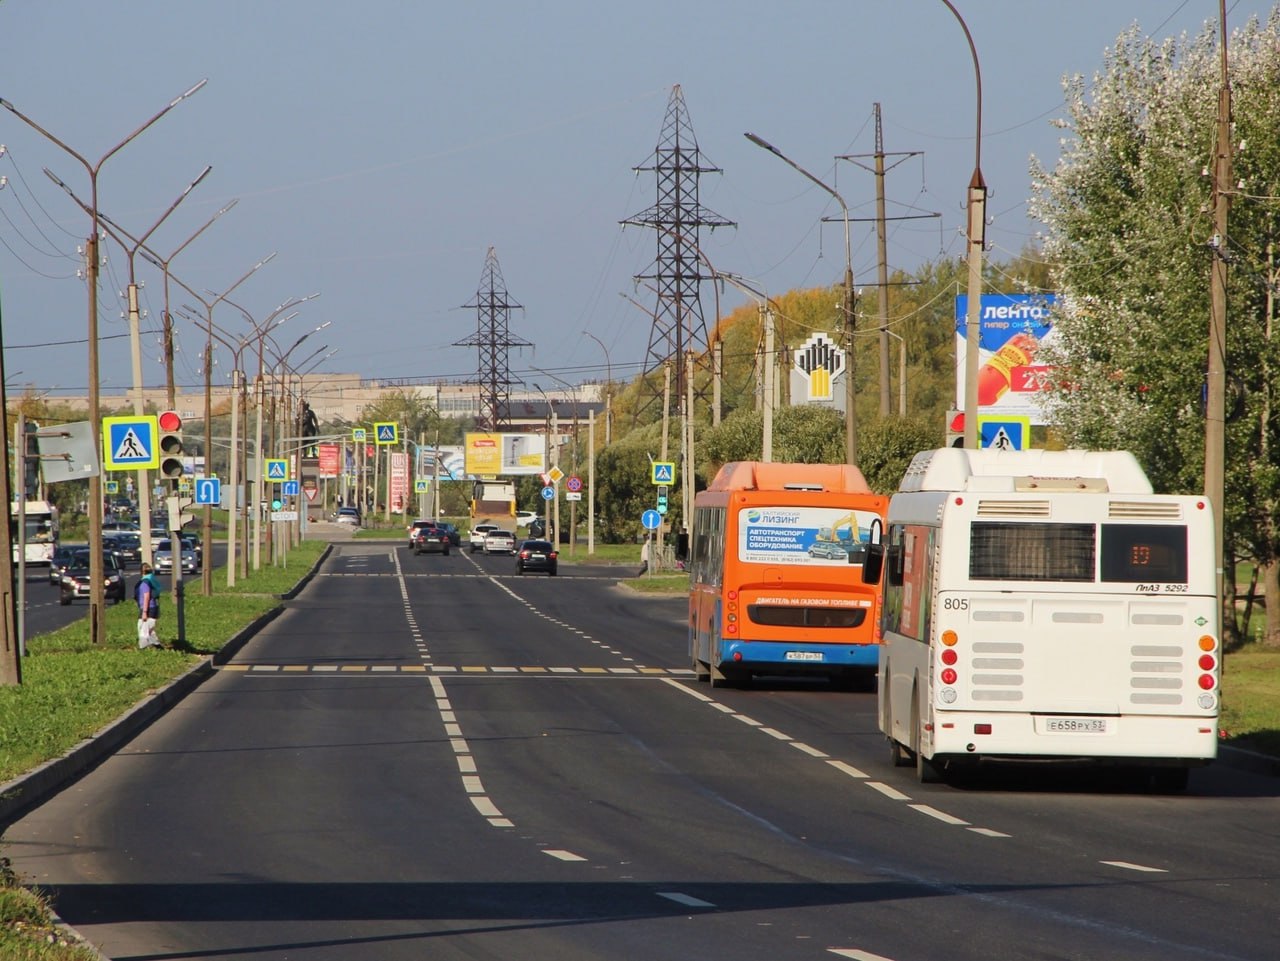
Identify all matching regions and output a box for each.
[870,448,1219,790]
[10,499,60,565]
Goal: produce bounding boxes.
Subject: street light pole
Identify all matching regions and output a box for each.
[70,167,212,570]
[940,0,987,450]
[716,272,778,463]
[746,132,856,465]
[166,253,279,593]
[581,330,613,445]
[0,79,207,646]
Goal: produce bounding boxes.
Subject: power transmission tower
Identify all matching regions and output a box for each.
[623,85,734,417]
[838,103,937,416]
[455,246,531,431]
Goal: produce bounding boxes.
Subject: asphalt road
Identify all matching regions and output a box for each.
[5,541,1279,960]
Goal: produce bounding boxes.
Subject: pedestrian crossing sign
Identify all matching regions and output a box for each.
[102,415,158,470]
[265,458,288,481]
[415,479,429,494]
[651,461,675,485]
[374,422,398,445]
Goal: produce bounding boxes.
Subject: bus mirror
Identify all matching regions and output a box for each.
[861,543,885,584]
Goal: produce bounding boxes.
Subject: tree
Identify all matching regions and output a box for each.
[1029,13,1280,646]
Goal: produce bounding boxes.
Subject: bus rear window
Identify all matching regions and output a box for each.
[1100,524,1187,583]
[969,522,1095,582]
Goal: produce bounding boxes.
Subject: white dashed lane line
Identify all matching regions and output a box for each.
[1101,860,1168,873]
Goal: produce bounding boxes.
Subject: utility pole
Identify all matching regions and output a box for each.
[1206,0,1232,630]
[838,105,931,416]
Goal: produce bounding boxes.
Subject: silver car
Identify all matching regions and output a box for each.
[483,529,517,555]
[153,538,198,574]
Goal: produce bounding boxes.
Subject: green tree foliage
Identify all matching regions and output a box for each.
[1029,12,1280,644]
[351,388,441,442]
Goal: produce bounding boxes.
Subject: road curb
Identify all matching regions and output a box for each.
[0,543,334,832]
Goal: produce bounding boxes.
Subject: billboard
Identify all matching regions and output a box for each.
[789,332,848,410]
[955,292,1056,424]
[464,432,547,477]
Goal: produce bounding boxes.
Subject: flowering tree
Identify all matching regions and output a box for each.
[1029,11,1280,645]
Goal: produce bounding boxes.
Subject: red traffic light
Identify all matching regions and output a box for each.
[158,410,182,432]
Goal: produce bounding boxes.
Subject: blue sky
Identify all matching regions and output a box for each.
[0,0,1269,402]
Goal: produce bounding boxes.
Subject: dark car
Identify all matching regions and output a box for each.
[436,522,462,547]
[60,550,127,605]
[413,525,451,555]
[516,539,557,576]
[49,544,78,585]
[102,530,143,567]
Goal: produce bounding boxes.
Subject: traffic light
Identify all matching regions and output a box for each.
[23,421,40,497]
[656,485,669,515]
[157,410,185,481]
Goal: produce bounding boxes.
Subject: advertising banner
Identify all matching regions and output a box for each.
[390,451,409,512]
[736,505,882,567]
[955,293,1056,424]
[317,443,340,478]
[464,432,547,476]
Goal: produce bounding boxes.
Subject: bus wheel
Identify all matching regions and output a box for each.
[890,737,911,768]
[709,664,738,689]
[912,698,943,784]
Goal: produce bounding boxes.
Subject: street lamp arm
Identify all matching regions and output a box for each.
[939,0,984,182]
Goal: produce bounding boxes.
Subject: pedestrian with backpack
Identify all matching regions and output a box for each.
[135,563,163,649]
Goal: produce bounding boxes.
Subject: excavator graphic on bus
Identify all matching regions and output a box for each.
[807,511,873,563]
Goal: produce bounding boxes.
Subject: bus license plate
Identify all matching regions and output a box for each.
[1044,717,1108,734]
[785,651,823,662]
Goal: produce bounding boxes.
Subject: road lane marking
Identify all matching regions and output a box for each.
[657,892,715,909]
[968,827,1011,838]
[791,742,828,758]
[826,760,869,779]
[544,849,587,862]
[908,804,970,826]
[1101,860,1168,873]
[828,950,896,960]
[865,782,912,801]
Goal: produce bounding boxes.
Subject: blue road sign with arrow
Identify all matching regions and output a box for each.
[194,477,221,506]
[642,509,661,530]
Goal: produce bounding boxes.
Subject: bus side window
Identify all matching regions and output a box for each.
[885,543,904,587]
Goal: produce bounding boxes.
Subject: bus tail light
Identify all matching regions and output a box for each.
[1196,635,1217,691]
[940,668,958,685]
[973,723,992,735]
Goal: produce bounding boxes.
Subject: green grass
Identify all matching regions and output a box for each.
[1220,645,1280,755]
[0,856,100,960]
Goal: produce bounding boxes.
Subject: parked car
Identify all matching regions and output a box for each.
[60,550,126,605]
[412,525,451,555]
[153,538,199,575]
[335,507,361,527]
[407,519,437,549]
[483,529,517,555]
[515,539,557,576]
[469,523,499,553]
[102,530,143,567]
[515,510,539,529]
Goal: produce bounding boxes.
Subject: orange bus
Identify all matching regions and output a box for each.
[688,462,888,688]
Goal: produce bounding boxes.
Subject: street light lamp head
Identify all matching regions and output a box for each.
[744,131,778,155]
